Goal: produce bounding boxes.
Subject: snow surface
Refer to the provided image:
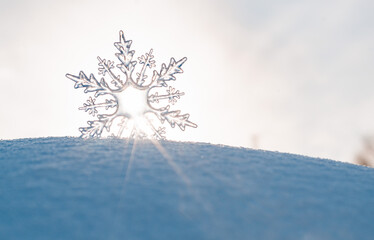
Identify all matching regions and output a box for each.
[1,137,374,240]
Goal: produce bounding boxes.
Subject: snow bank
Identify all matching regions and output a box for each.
[1,137,373,240]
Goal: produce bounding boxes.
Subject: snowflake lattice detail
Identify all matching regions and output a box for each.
[66,30,197,139]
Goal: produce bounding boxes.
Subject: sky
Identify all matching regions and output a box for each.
[0,0,373,163]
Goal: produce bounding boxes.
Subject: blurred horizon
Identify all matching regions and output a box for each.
[1,0,374,164]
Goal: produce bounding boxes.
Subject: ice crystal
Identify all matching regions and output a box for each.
[66,30,197,139]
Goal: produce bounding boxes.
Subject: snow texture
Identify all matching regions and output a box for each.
[1,137,374,240]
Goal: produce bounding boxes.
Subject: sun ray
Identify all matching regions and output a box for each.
[149,137,190,187]
[123,137,138,185]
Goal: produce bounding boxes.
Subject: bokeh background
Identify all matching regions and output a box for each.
[0,0,373,163]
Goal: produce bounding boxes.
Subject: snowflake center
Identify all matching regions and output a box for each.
[115,85,149,119]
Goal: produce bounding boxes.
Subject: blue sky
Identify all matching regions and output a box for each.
[0,0,373,163]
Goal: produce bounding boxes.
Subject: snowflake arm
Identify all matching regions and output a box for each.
[160,108,197,131]
[79,97,117,117]
[66,71,110,97]
[97,57,124,88]
[79,119,107,138]
[136,49,156,86]
[153,57,187,87]
[149,86,184,105]
[114,30,137,80]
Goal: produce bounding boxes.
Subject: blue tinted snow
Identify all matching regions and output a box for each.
[0,137,374,240]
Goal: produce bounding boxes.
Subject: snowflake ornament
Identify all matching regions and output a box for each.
[66,30,197,139]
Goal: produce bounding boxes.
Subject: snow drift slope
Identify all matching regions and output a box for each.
[0,137,374,240]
